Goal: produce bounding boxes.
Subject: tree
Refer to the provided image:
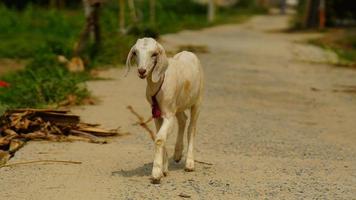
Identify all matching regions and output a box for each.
[74,0,103,58]
[119,0,126,33]
[207,0,215,22]
[150,0,156,25]
[128,0,138,23]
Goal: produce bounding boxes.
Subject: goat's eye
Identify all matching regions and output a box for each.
[152,52,158,57]
[132,51,136,56]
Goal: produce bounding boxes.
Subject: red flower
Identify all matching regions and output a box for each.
[0,81,10,88]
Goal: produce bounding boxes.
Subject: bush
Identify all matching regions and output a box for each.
[0,5,82,59]
[0,54,90,108]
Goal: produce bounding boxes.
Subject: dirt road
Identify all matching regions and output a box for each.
[1,15,356,199]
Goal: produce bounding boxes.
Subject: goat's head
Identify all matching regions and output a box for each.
[126,38,168,82]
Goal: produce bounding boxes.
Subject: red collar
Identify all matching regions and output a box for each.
[151,75,165,118]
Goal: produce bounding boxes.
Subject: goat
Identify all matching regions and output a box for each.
[126,38,204,183]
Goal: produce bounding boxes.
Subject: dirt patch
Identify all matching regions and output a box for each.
[333,85,356,94]
[0,59,26,75]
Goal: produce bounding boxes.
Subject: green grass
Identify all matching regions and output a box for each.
[0,5,82,59]
[0,55,90,109]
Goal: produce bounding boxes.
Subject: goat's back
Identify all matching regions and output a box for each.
[166,51,204,112]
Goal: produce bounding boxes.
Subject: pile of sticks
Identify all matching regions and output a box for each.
[0,109,120,165]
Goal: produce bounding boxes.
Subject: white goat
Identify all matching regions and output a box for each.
[126,38,204,183]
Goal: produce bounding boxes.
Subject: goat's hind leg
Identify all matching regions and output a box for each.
[185,104,200,172]
[174,112,187,162]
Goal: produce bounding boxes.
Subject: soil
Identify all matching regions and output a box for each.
[0,59,26,76]
[1,15,356,199]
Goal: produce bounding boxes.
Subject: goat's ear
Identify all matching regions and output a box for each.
[125,46,136,77]
[152,44,168,82]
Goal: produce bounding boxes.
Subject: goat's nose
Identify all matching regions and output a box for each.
[138,68,146,75]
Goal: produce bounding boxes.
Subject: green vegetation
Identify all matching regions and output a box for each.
[0,1,265,111]
[309,29,356,67]
[0,5,81,59]
[0,55,90,109]
[0,1,265,64]
[292,1,356,67]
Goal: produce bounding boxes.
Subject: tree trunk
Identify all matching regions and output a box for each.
[149,0,156,26]
[208,0,215,23]
[119,0,126,33]
[50,0,57,9]
[318,0,325,29]
[280,0,287,15]
[303,0,311,28]
[304,0,320,28]
[74,0,101,57]
[128,0,138,23]
[92,3,101,55]
[256,0,267,7]
[58,0,65,9]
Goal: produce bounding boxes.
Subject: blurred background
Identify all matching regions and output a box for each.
[0,0,355,111]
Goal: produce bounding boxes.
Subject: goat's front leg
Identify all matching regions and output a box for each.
[154,118,169,176]
[152,115,174,184]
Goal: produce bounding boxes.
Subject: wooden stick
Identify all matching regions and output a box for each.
[0,160,82,168]
[127,106,144,122]
[69,129,106,144]
[195,160,213,166]
[7,109,69,114]
[127,106,156,141]
[76,127,118,137]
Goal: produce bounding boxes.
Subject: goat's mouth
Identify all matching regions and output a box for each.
[138,74,147,79]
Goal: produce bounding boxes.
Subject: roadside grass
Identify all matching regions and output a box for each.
[309,28,356,67]
[0,1,265,111]
[0,55,90,110]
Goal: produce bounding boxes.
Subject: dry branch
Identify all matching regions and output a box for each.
[127,105,156,141]
[0,160,82,168]
[0,109,122,165]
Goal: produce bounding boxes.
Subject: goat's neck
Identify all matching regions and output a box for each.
[146,74,164,97]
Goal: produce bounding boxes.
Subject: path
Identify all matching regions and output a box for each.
[1,15,356,199]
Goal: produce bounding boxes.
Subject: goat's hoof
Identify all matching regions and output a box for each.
[152,167,163,183]
[151,178,161,184]
[184,167,194,172]
[173,153,182,163]
[163,171,168,177]
[185,160,195,172]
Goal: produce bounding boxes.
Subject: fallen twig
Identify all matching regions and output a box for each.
[69,129,106,144]
[76,126,119,137]
[195,160,213,166]
[126,105,145,122]
[178,193,191,198]
[0,160,82,168]
[8,109,69,114]
[127,105,156,141]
